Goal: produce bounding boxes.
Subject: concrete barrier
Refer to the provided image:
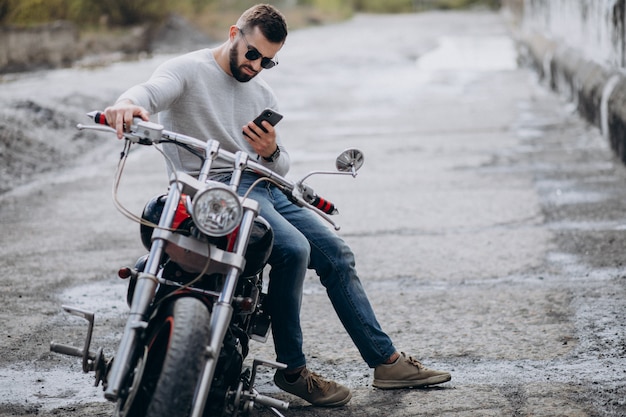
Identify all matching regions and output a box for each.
[506,0,626,164]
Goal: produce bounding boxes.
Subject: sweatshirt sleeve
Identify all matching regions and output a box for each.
[256,142,290,176]
[116,52,291,177]
[117,57,187,114]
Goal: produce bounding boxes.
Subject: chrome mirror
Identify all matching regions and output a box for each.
[335,149,364,174]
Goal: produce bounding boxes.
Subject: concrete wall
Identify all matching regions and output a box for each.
[0,21,79,73]
[507,0,626,164]
[523,0,625,68]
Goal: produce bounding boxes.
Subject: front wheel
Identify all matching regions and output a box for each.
[117,296,211,417]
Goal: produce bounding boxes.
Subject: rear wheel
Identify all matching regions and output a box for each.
[117,296,211,417]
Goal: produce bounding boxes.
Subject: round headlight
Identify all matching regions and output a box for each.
[191,185,242,237]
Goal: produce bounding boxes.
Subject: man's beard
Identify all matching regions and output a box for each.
[229,41,256,83]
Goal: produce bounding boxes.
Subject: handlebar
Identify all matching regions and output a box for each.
[299,184,338,215]
[78,111,342,229]
[91,111,108,126]
[83,111,287,180]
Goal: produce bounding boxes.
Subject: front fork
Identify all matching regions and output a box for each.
[191,200,259,417]
[190,153,289,417]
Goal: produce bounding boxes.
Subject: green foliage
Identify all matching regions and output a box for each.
[4,0,70,24]
[0,0,500,27]
[93,0,170,26]
[0,0,10,22]
[352,0,500,13]
[353,0,415,13]
[0,0,172,26]
[299,0,352,14]
[430,0,499,9]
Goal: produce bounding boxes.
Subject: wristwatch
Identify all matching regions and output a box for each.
[262,146,281,162]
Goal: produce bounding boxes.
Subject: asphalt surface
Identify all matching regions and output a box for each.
[0,9,624,417]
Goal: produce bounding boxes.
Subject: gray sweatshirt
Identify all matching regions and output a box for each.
[118,48,290,176]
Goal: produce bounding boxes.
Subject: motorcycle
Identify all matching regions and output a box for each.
[50,111,364,417]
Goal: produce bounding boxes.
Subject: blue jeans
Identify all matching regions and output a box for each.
[214,172,396,369]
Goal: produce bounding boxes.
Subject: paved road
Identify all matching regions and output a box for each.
[0,9,624,417]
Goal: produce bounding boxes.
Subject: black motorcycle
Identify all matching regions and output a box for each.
[50,112,364,417]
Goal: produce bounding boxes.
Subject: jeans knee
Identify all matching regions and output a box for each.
[272,234,310,269]
[286,238,311,265]
[313,239,355,280]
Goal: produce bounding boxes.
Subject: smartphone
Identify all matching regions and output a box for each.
[253,109,283,132]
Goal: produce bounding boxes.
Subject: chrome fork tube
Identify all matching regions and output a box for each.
[198,140,220,183]
[104,182,183,401]
[190,204,258,417]
[229,151,249,192]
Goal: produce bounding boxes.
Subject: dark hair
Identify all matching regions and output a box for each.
[237,4,288,44]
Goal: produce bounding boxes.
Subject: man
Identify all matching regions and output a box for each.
[104,3,451,407]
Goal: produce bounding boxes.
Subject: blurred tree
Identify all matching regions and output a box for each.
[0,0,501,27]
[295,0,352,17]
[353,0,414,13]
[1,0,73,25]
[4,0,69,24]
[0,0,9,23]
[92,0,170,26]
[191,0,215,13]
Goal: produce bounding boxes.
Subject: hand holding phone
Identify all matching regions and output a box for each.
[253,109,283,132]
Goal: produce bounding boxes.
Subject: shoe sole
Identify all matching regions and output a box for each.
[274,378,352,407]
[372,374,451,389]
[317,391,352,407]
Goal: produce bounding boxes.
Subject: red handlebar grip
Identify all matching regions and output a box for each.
[312,196,337,215]
[93,111,108,125]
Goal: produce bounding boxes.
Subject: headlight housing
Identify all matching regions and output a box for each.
[191,184,242,237]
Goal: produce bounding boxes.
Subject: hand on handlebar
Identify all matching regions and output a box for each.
[103,100,150,140]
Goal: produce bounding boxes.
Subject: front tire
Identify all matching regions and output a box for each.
[118,296,211,417]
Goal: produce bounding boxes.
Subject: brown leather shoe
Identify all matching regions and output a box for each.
[274,367,352,407]
[373,352,451,389]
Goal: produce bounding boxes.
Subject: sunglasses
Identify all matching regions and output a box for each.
[239,28,278,69]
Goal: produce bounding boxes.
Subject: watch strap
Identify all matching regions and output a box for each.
[262,146,281,162]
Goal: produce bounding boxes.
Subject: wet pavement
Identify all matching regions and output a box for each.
[0,9,625,417]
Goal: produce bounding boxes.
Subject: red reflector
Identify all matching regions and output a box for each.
[118,267,132,279]
[173,198,191,229]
